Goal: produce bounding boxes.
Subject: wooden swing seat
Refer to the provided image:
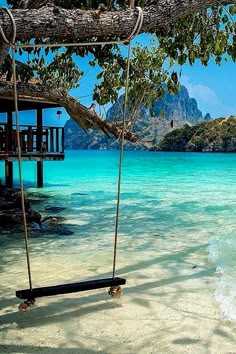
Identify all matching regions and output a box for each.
[16,277,126,300]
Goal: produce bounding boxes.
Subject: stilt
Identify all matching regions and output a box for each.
[37,161,43,188]
[5,160,13,187]
[7,111,12,151]
[36,108,42,152]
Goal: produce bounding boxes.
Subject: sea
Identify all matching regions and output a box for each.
[1,150,236,320]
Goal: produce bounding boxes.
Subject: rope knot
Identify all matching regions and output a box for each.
[125,6,144,43]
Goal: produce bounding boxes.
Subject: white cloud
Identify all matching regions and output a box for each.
[181,75,218,104]
[180,75,236,118]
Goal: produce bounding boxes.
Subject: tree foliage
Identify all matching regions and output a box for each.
[158,5,236,66]
[0,0,235,139]
[158,116,236,152]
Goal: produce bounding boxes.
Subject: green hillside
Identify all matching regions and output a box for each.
[158,116,236,152]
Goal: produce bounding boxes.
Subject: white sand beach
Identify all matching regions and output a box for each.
[1,231,236,354]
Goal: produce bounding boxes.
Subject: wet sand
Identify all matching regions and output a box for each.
[1,232,236,354]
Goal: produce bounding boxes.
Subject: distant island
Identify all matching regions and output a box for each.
[64,85,211,150]
[157,116,236,152]
[64,85,236,153]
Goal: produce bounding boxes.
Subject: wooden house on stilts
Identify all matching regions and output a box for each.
[0,96,65,188]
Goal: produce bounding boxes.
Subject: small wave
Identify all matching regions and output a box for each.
[209,234,236,321]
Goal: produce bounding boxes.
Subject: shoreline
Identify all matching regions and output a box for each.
[1,229,236,353]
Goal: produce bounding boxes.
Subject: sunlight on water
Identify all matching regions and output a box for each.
[1,151,236,320]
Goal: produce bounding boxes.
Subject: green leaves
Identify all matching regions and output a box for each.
[229,4,236,16]
[31,51,84,91]
[157,6,235,66]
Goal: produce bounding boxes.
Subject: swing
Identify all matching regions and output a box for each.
[16,277,126,300]
[0,6,143,312]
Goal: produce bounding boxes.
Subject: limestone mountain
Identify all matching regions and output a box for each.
[64,85,209,150]
[153,85,205,125]
[158,116,236,152]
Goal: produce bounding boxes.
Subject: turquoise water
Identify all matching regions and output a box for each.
[1,150,236,320]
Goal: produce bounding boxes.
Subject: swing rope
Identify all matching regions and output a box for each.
[0,7,33,291]
[112,41,132,279]
[0,5,143,289]
[112,8,143,278]
[12,47,33,291]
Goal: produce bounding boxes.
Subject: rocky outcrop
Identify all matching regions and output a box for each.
[0,188,41,225]
[0,187,74,236]
[153,85,204,125]
[158,116,236,152]
[64,85,208,150]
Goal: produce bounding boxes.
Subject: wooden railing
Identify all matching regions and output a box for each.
[0,122,64,154]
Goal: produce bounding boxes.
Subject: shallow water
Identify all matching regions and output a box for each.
[1,150,236,320]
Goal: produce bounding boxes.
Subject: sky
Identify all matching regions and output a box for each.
[0,0,235,125]
[71,35,236,120]
[180,58,236,119]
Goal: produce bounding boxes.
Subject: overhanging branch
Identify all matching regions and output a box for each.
[0,81,139,142]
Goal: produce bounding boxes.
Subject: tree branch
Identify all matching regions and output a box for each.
[0,81,139,142]
[0,1,234,44]
[0,42,8,67]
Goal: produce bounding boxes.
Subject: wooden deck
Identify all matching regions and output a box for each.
[0,122,64,161]
[0,96,65,187]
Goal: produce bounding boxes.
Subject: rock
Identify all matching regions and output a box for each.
[40,217,60,231]
[42,216,66,223]
[204,113,211,120]
[35,216,67,232]
[29,222,42,231]
[28,216,70,234]
[27,193,51,204]
[153,85,203,126]
[27,208,41,222]
[0,187,42,227]
[44,206,66,213]
[0,207,41,225]
[0,187,73,236]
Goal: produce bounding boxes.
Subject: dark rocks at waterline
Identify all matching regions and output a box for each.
[0,188,54,228]
[0,188,41,226]
[0,189,30,210]
[29,217,74,236]
[27,193,51,204]
[42,215,66,224]
[2,218,75,237]
[0,187,74,236]
[40,216,66,231]
[0,208,41,225]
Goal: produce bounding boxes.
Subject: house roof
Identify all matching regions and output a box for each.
[0,96,59,113]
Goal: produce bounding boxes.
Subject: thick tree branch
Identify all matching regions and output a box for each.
[0,81,139,142]
[0,1,235,44]
[0,43,9,67]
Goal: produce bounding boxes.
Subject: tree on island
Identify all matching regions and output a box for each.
[0,0,235,142]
